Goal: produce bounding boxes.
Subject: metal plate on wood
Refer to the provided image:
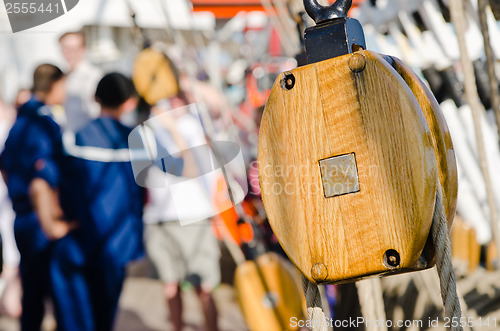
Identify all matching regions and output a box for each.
[319,153,360,198]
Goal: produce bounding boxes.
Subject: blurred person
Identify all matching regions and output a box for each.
[0,95,21,319]
[143,94,220,331]
[0,64,72,331]
[59,31,102,131]
[50,73,152,331]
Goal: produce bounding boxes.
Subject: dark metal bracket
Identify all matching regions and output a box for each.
[303,0,366,64]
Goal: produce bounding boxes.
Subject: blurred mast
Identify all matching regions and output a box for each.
[159,0,250,217]
[158,0,217,136]
[126,0,150,49]
[450,0,500,263]
[478,0,500,147]
[260,0,298,56]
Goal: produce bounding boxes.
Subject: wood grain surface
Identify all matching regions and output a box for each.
[390,57,458,232]
[258,50,440,284]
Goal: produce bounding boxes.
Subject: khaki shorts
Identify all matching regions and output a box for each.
[144,221,221,290]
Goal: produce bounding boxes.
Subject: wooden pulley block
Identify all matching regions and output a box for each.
[234,252,306,331]
[132,48,179,106]
[258,0,458,285]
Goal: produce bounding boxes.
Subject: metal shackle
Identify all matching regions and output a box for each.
[303,0,353,23]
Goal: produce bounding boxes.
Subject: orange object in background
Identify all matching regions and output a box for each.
[192,0,265,19]
[352,0,366,7]
[212,176,254,246]
[350,0,367,15]
[191,0,367,19]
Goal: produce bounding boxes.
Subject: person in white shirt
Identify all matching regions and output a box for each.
[143,95,220,331]
[59,31,102,131]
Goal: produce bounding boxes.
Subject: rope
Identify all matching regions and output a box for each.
[302,276,328,331]
[356,278,388,331]
[432,182,463,331]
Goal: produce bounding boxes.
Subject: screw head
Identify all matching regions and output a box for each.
[311,263,328,282]
[384,249,401,268]
[281,72,296,90]
[348,53,366,73]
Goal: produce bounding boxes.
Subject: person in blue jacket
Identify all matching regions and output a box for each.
[52,72,183,331]
[0,64,72,331]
